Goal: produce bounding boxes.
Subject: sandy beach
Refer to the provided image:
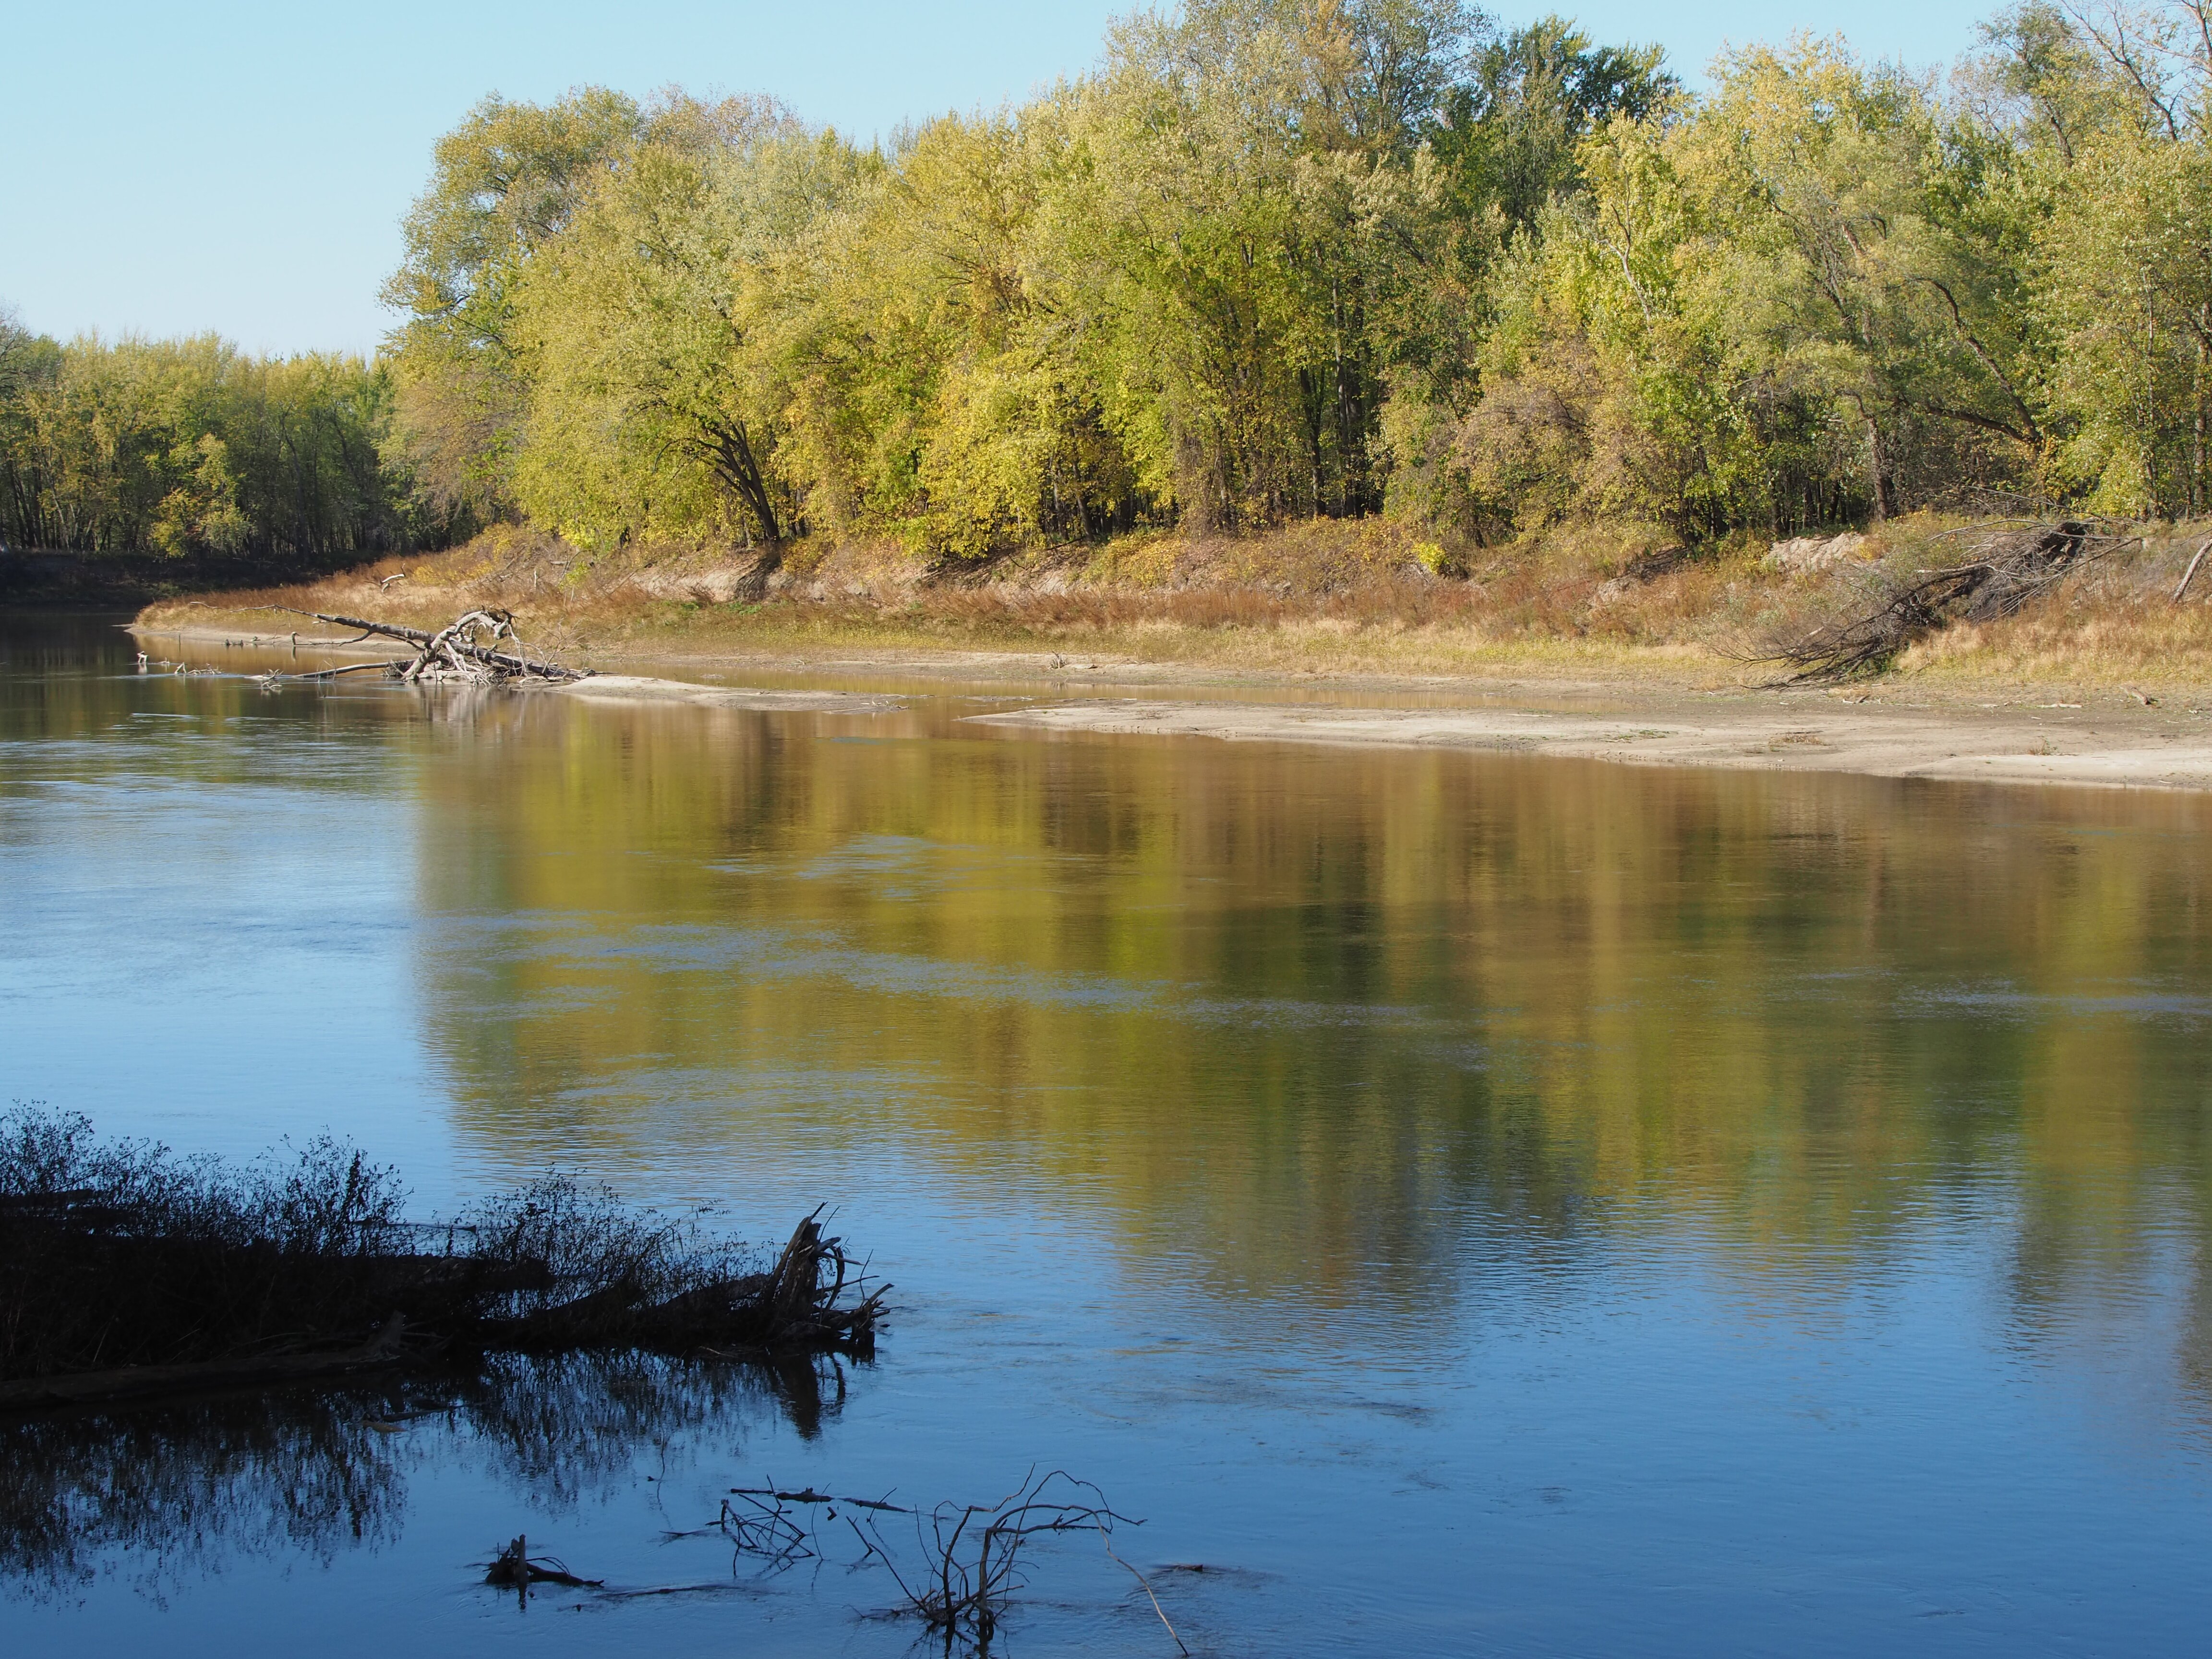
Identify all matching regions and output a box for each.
[964,687,2212,791]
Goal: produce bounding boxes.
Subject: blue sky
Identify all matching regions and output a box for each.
[3,1,2006,357]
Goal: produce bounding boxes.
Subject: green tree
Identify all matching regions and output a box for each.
[508,97,812,553]
[0,328,425,559]
[381,89,645,523]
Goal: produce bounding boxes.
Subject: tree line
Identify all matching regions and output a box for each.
[12,0,2212,562]
[0,324,445,561]
[381,1,1675,559]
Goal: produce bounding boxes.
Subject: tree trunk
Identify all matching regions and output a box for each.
[1865,416,1895,522]
[709,421,781,547]
[2194,321,2205,517]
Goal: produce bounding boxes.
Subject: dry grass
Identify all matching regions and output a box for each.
[1895,528,2212,691]
[132,513,2212,695]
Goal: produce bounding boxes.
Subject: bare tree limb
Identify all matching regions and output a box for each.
[250,607,588,683]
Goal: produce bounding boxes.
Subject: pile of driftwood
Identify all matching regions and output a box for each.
[259,606,587,685]
[1757,518,2139,683]
[0,1110,884,1410]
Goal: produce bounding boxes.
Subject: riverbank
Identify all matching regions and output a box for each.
[133,514,2212,684]
[120,617,2212,792]
[124,514,2212,791]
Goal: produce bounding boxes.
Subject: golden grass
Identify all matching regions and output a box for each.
[133,514,2212,696]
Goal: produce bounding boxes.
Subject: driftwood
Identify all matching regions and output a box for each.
[252,606,588,684]
[887,1471,1152,1651]
[1755,519,2139,683]
[486,1533,602,1598]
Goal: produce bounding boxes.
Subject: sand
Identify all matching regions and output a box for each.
[963,688,2212,791]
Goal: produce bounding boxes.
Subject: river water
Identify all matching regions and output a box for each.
[3,609,2210,1656]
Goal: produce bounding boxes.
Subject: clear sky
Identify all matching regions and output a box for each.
[3,1,2007,358]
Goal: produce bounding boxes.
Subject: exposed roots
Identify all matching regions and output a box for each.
[465,1196,888,1356]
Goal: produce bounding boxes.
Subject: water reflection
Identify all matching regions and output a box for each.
[14,612,2209,1362]
[401,690,2212,1369]
[1,1390,408,1601]
[0,1350,856,1603]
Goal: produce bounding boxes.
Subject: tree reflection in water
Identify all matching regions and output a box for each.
[0,1348,856,1601]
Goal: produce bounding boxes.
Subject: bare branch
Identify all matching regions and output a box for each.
[248,607,588,684]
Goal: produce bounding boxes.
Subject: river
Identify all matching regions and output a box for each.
[3,609,2210,1655]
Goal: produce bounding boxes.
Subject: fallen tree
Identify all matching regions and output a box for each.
[1753,519,2140,683]
[0,1110,884,1411]
[253,606,589,684]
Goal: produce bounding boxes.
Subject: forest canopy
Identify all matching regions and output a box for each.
[13,0,2212,562]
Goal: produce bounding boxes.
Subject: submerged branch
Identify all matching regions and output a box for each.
[709,1466,1160,1652]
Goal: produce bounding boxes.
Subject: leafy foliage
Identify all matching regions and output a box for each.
[28,1,2212,566]
[1448,3,2212,538]
[382,1,1671,556]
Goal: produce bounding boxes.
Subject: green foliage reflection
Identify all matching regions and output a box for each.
[405,694,2212,1361]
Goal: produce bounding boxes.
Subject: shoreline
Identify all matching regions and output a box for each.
[126,619,2212,793]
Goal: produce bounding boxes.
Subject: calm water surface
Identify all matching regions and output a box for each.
[3,610,2210,1656]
